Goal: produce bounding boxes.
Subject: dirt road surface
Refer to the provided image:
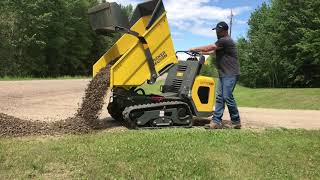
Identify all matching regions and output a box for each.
[1,80,320,130]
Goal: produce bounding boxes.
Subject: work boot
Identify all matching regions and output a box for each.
[205,121,222,129]
[221,120,241,129]
[231,122,242,129]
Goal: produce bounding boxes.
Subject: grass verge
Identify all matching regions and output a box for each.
[234,86,320,110]
[0,129,319,179]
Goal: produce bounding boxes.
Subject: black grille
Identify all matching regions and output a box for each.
[172,79,183,92]
[178,65,187,71]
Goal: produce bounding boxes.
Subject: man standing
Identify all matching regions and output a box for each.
[189,21,241,129]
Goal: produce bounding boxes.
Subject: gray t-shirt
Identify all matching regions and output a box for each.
[215,36,240,77]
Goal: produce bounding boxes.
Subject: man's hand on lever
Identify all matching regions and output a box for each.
[199,50,215,55]
[189,44,218,55]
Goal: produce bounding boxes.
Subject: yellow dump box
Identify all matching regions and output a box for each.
[91,0,177,88]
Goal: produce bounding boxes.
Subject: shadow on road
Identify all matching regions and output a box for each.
[93,117,126,130]
[95,117,215,129]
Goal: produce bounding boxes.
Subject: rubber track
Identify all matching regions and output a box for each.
[122,101,193,129]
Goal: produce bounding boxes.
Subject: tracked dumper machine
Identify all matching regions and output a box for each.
[88,0,216,129]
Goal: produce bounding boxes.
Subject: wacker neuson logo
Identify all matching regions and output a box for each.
[154,51,167,65]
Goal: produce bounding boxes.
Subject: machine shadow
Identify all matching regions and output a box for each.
[92,117,125,130]
[94,117,215,130]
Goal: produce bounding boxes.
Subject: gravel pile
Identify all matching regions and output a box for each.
[0,65,113,137]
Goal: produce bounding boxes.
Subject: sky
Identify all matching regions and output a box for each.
[107,0,267,51]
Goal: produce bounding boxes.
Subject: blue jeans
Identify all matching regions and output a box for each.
[213,76,240,125]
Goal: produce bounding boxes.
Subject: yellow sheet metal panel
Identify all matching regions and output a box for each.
[111,43,148,86]
[144,14,177,73]
[92,35,136,76]
[93,16,151,76]
[110,13,177,87]
[192,76,216,112]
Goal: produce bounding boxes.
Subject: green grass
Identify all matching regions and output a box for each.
[0,76,90,81]
[141,80,164,94]
[234,86,320,110]
[0,129,319,179]
[142,81,320,110]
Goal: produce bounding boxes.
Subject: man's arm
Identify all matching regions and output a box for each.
[189,44,218,52]
[200,50,215,55]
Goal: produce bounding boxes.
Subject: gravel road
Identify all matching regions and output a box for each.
[1,80,320,130]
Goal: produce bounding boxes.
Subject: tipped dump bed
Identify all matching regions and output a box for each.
[91,0,177,88]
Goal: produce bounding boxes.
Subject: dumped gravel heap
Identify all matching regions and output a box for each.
[0,113,53,137]
[77,65,112,123]
[0,65,113,137]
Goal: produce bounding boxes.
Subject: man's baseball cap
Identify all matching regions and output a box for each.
[212,21,229,31]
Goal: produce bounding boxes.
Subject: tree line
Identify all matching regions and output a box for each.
[1,0,319,88]
[0,0,132,77]
[237,0,320,88]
